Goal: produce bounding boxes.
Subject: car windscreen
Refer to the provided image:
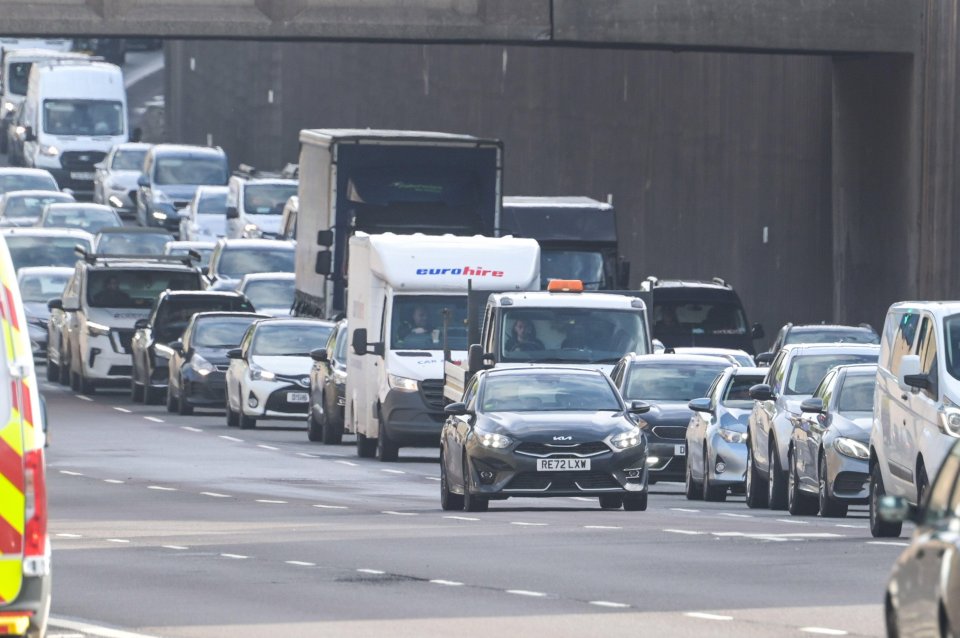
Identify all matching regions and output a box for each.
[251,323,333,356]
[216,247,294,279]
[624,361,728,402]
[3,193,71,218]
[97,233,171,255]
[154,156,226,186]
[784,329,879,346]
[499,308,648,364]
[42,208,118,233]
[333,325,349,362]
[243,184,297,216]
[481,373,620,412]
[946,315,960,381]
[722,374,766,407]
[785,353,879,395]
[43,99,124,136]
[111,149,147,171]
[7,61,31,96]
[837,374,876,416]
[192,316,259,348]
[391,295,468,351]
[166,246,212,267]
[0,174,58,195]
[5,235,90,269]
[653,301,748,337]
[86,270,200,309]
[18,272,70,303]
[155,297,255,342]
[242,278,294,310]
[540,250,604,290]
[196,191,228,214]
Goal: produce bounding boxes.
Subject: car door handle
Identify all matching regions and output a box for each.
[901,393,909,401]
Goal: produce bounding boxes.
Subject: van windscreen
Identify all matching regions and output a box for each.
[43,99,124,136]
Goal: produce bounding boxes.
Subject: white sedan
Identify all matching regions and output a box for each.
[225,318,335,429]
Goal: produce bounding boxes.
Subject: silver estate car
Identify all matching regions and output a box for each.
[686,366,767,501]
[787,364,877,517]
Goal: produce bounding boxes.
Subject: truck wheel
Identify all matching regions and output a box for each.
[376,425,399,462]
[356,432,377,458]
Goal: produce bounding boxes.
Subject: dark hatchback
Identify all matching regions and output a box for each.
[166,311,269,415]
[440,367,649,512]
[308,318,348,444]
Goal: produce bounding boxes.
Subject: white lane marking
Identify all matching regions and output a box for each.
[835,524,866,529]
[76,394,93,401]
[382,510,417,516]
[718,512,752,518]
[162,545,188,550]
[147,485,177,491]
[671,508,700,513]
[286,560,315,567]
[200,492,231,498]
[59,470,83,476]
[336,460,358,467]
[257,444,279,451]
[511,521,548,527]
[106,538,130,544]
[590,601,631,608]
[867,541,910,547]
[144,416,164,423]
[444,515,479,522]
[664,529,705,535]
[685,612,733,621]
[357,568,385,575]
[712,532,844,540]
[776,518,809,524]
[506,589,548,597]
[103,479,124,484]
[49,617,162,638]
[113,407,131,413]
[219,435,243,442]
[570,497,594,502]
[56,533,82,539]
[220,553,247,559]
[584,525,622,530]
[424,476,441,481]
[296,452,319,458]
[430,579,464,586]
[181,426,202,433]
[381,468,405,474]
[256,499,287,504]
[800,628,848,636]
[313,504,348,510]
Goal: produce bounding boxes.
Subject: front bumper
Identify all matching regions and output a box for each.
[104,190,136,216]
[182,368,227,406]
[645,426,689,481]
[27,323,48,357]
[243,380,310,419]
[706,434,748,486]
[48,168,94,198]
[84,334,133,381]
[381,387,444,446]
[467,441,648,498]
[144,203,182,232]
[825,447,869,503]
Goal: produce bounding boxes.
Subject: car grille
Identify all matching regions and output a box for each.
[264,385,310,414]
[107,365,132,376]
[111,328,134,354]
[216,364,230,372]
[276,374,310,389]
[833,471,869,494]
[504,471,621,492]
[515,441,610,457]
[652,425,687,440]
[60,150,106,171]
[419,379,444,411]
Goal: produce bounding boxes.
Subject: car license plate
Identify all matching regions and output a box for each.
[675,444,686,456]
[536,458,591,472]
[287,392,309,403]
[70,171,95,181]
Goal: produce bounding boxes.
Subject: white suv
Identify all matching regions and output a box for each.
[869,302,960,537]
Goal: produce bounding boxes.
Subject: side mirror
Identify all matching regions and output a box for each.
[444,402,469,416]
[467,343,485,373]
[688,397,713,413]
[314,250,331,276]
[316,229,334,247]
[877,495,913,524]
[754,352,774,366]
[628,400,651,414]
[200,265,209,277]
[800,397,825,413]
[47,298,63,311]
[134,318,149,330]
[651,338,665,354]
[226,348,243,360]
[169,340,184,354]
[351,328,385,357]
[137,173,149,187]
[751,323,765,340]
[749,383,775,402]
[23,126,35,142]
[903,373,931,391]
[310,347,328,362]
[898,354,922,392]
[225,206,239,220]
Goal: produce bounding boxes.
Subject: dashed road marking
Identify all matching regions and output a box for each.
[867,541,910,547]
[671,508,700,513]
[506,589,548,597]
[59,470,83,476]
[776,518,809,524]
[162,545,188,550]
[219,435,243,442]
[381,468,405,474]
[685,612,733,621]
[106,538,130,544]
[336,460,358,467]
[430,579,463,586]
[718,512,752,518]
[584,525,622,530]
[444,515,479,522]
[664,529,705,535]
[76,395,93,401]
[357,568,385,575]
[181,426,203,432]
[56,533,82,539]
[286,560,315,567]
[800,628,848,636]
[113,407,131,413]
[313,504,348,510]
[147,485,177,491]
[835,524,866,529]
[256,499,287,504]
[296,452,319,458]
[511,521,548,527]
[103,479,124,484]
[221,553,247,559]
[424,476,441,481]
[49,617,162,638]
[144,416,164,423]
[200,492,231,498]
[382,510,417,516]
[570,497,594,502]
[590,601,630,608]
[257,444,279,451]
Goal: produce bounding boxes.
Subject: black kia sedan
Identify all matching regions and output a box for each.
[440,367,649,512]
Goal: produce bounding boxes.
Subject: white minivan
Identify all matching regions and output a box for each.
[21,60,128,198]
[869,301,960,537]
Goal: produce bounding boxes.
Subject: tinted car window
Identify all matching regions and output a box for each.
[251,323,333,356]
[624,362,728,402]
[785,354,879,395]
[482,373,620,412]
[217,247,294,278]
[333,325,349,362]
[925,445,960,525]
[4,193,72,218]
[196,191,228,214]
[154,156,226,185]
[41,207,118,233]
[243,184,297,216]
[783,328,879,345]
[654,301,748,336]
[98,233,172,255]
[242,279,294,310]
[722,374,765,407]
[0,174,58,194]
[155,297,255,341]
[837,374,875,415]
[192,317,259,348]
[44,99,124,136]
[111,149,147,171]
[18,272,70,303]
[5,235,92,270]
[87,270,200,308]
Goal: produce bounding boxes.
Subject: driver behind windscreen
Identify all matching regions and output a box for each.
[506,318,544,352]
[398,305,435,348]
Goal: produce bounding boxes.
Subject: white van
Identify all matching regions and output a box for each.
[21,60,128,198]
[869,301,960,537]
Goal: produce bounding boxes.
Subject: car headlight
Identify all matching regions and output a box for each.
[38,145,59,157]
[611,426,642,450]
[249,365,276,381]
[151,210,167,220]
[192,355,215,376]
[834,437,869,460]
[718,428,747,444]
[938,406,960,438]
[2,101,15,114]
[387,374,418,392]
[86,321,110,336]
[476,430,512,449]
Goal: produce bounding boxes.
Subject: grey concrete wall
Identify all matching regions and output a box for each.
[166,40,835,338]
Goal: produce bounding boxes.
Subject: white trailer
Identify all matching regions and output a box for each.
[345,232,539,461]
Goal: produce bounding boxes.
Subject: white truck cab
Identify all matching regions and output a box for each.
[346,232,540,461]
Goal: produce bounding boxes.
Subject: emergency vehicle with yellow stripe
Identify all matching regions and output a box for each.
[0,233,50,638]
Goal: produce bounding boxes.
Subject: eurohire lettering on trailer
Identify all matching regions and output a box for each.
[415,266,505,277]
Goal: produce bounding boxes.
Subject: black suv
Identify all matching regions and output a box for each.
[130,290,255,404]
[756,323,879,365]
[639,277,763,355]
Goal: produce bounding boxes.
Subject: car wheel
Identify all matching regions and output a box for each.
[767,442,788,510]
[166,384,179,413]
[69,367,80,392]
[884,594,900,638]
[238,411,256,430]
[225,395,239,427]
[45,358,58,383]
[439,449,464,511]
[623,492,648,511]
[703,447,727,502]
[356,432,377,458]
[177,383,193,416]
[745,443,769,509]
[598,494,623,509]
[144,385,163,405]
[78,371,95,395]
[462,453,489,512]
[684,456,703,500]
[818,455,848,518]
[917,464,929,507]
[787,451,818,515]
[130,375,144,402]
[307,410,324,442]
[870,463,903,538]
[321,401,343,445]
[58,351,70,385]
[376,415,399,462]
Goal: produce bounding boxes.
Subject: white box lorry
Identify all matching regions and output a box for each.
[345,232,539,461]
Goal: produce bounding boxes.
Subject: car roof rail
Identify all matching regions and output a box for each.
[74,246,199,267]
[712,277,729,287]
